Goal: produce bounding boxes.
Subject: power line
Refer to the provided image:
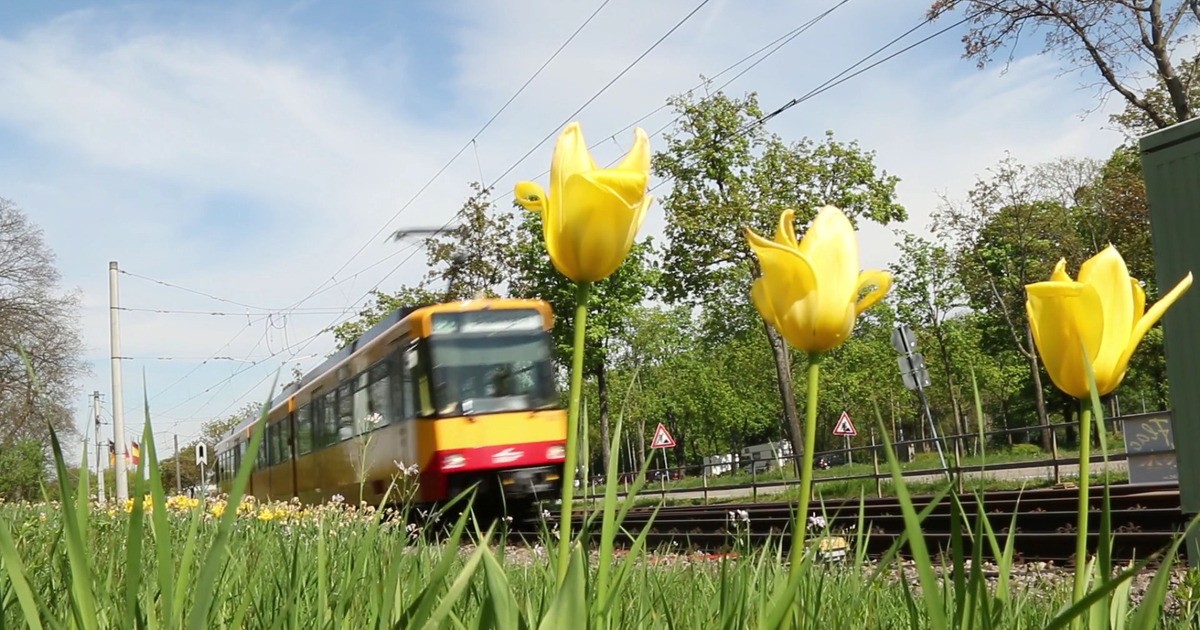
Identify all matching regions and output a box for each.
[564,0,855,175]
[278,1,614,319]
[115,307,347,316]
[118,269,269,311]
[649,11,976,193]
[485,0,715,190]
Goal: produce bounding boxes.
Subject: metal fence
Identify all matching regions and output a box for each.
[583,414,1157,505]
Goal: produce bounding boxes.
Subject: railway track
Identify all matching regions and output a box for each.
[511,482,1189,566]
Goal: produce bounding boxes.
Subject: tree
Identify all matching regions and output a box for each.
[935,157,1084,449]
[415,182,516,302]
[329,183,514,348]
[0,198,87,448]
[329,286,439,349]
[655,89,905,472]
[0,438,46,500]
[890,232,971,437]
[931,0,1200,130]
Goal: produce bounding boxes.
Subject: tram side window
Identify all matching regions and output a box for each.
[265,423,276,466]
[404,343,431,417]
[368,361,391,426]
[337,382,354,441]
[321,391,338,447]
[353,372,370,435]
[281,414,293,462]
[296,404,313,455]
[396,350,415,420]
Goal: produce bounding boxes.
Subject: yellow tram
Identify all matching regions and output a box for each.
[212,298,568,512]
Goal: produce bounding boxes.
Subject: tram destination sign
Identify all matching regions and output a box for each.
[431,309,543,335]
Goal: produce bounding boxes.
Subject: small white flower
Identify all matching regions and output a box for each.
[808,514,827,531]
[331,494,344,504]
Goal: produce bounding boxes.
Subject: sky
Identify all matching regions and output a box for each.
[0,0,1139,461]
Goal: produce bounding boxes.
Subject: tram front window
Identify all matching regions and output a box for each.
[428,332,556,415]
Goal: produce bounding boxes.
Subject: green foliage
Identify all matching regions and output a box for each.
[327,286,440,349]
[1009,443,1042,458]
[654,89,906,308]
[0,438,45,500]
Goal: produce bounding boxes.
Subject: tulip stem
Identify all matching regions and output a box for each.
[791,352,823,569]
[1072,403,1092,615]
[556,281,591,587]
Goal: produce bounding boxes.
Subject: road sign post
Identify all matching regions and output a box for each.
[833,411,857,464]
[651,424,675,488]
[891,322,951,480]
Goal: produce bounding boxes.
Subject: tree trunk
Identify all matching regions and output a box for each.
[637,419,647,469]
[1026,324,1053,451]
[932,327,968,439]
[597,363,611,474]
[761,321,805,478]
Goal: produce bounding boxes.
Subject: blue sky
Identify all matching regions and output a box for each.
[0,0,1135,460]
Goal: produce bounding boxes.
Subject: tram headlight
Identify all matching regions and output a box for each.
[546,445,565,460]
[441,453,467,470]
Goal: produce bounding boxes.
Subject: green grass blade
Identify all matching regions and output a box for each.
[873,411,947,630]
[185,379,274,630]
[138,391,176,626]
[46,427,99,630]
[401,495,477,627]
[479,543,521,630]
[596,409,627,608]
[123,439,149,626]
[0,520,45,630]
[170,503,205,625]
[1046,513,1200,630]
[536,542,587,630]
[418,526,494,630]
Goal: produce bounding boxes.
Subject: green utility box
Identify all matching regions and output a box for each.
[1139,117,1200,562]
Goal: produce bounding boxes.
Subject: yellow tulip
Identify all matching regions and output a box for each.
[745,206,892,354]
[514,122,652,284]
[1026,245,1192,399]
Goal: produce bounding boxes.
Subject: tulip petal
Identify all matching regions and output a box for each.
[1050,259,1072,282]
[514,181,547,214]
[615,127,651,175]
[750,277,783,334]
[775,209,799,249]
[550,123,598,222]
[746,227,824,351]
[1076,246,1135,390]
[1026,281,1104,399]
[1131,279,1146,321]
[1114,272,1193,381]
[558,169,648,282]
[795,206,859,340]
[854,270,893,316]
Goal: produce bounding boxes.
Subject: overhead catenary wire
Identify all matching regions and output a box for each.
[647,10,978,193]
[484,0,714,191]
[277,0,615,319]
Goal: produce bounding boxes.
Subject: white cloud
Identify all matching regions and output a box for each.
[0,0,1135,449]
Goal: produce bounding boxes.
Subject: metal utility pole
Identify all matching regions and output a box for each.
[109,261,129,501]
[174,434,182,494]
[93,391,106,503]
[891,323,951,480]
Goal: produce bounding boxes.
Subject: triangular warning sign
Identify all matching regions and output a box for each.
[832,411,857,437]
[651,423,676,449]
